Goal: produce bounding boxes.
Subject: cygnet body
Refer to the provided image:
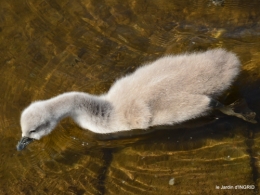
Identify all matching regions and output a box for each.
[17,49,241,150]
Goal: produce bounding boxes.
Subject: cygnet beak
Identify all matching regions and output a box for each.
[16,137,34,151]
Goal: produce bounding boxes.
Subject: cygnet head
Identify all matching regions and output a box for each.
[17,101,58,151]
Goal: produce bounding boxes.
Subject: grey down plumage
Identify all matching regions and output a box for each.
[17,49,251,151]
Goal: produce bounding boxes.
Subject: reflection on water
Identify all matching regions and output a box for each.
[1,0,260,194]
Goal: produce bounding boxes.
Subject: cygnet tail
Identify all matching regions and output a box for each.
[192,49,241,97]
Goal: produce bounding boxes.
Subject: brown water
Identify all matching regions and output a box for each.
[1,0,260,194]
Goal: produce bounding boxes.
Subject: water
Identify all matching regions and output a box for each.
[1,0,260,194]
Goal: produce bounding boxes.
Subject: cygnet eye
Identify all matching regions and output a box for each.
[30,130,36,133]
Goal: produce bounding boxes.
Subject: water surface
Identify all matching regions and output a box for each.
[1,0,260,194]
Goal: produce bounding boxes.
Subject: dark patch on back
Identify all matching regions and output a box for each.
[89,99,112,120]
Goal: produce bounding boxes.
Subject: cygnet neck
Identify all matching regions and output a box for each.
[44,92,113,133]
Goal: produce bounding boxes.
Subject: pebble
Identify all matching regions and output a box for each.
[169,178,175,185]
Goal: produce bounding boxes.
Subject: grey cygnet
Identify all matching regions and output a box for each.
[17,49,250,151]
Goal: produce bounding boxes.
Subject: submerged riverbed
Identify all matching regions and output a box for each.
[0,0,260,194]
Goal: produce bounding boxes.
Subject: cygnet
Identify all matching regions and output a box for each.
[17,49,249,150]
